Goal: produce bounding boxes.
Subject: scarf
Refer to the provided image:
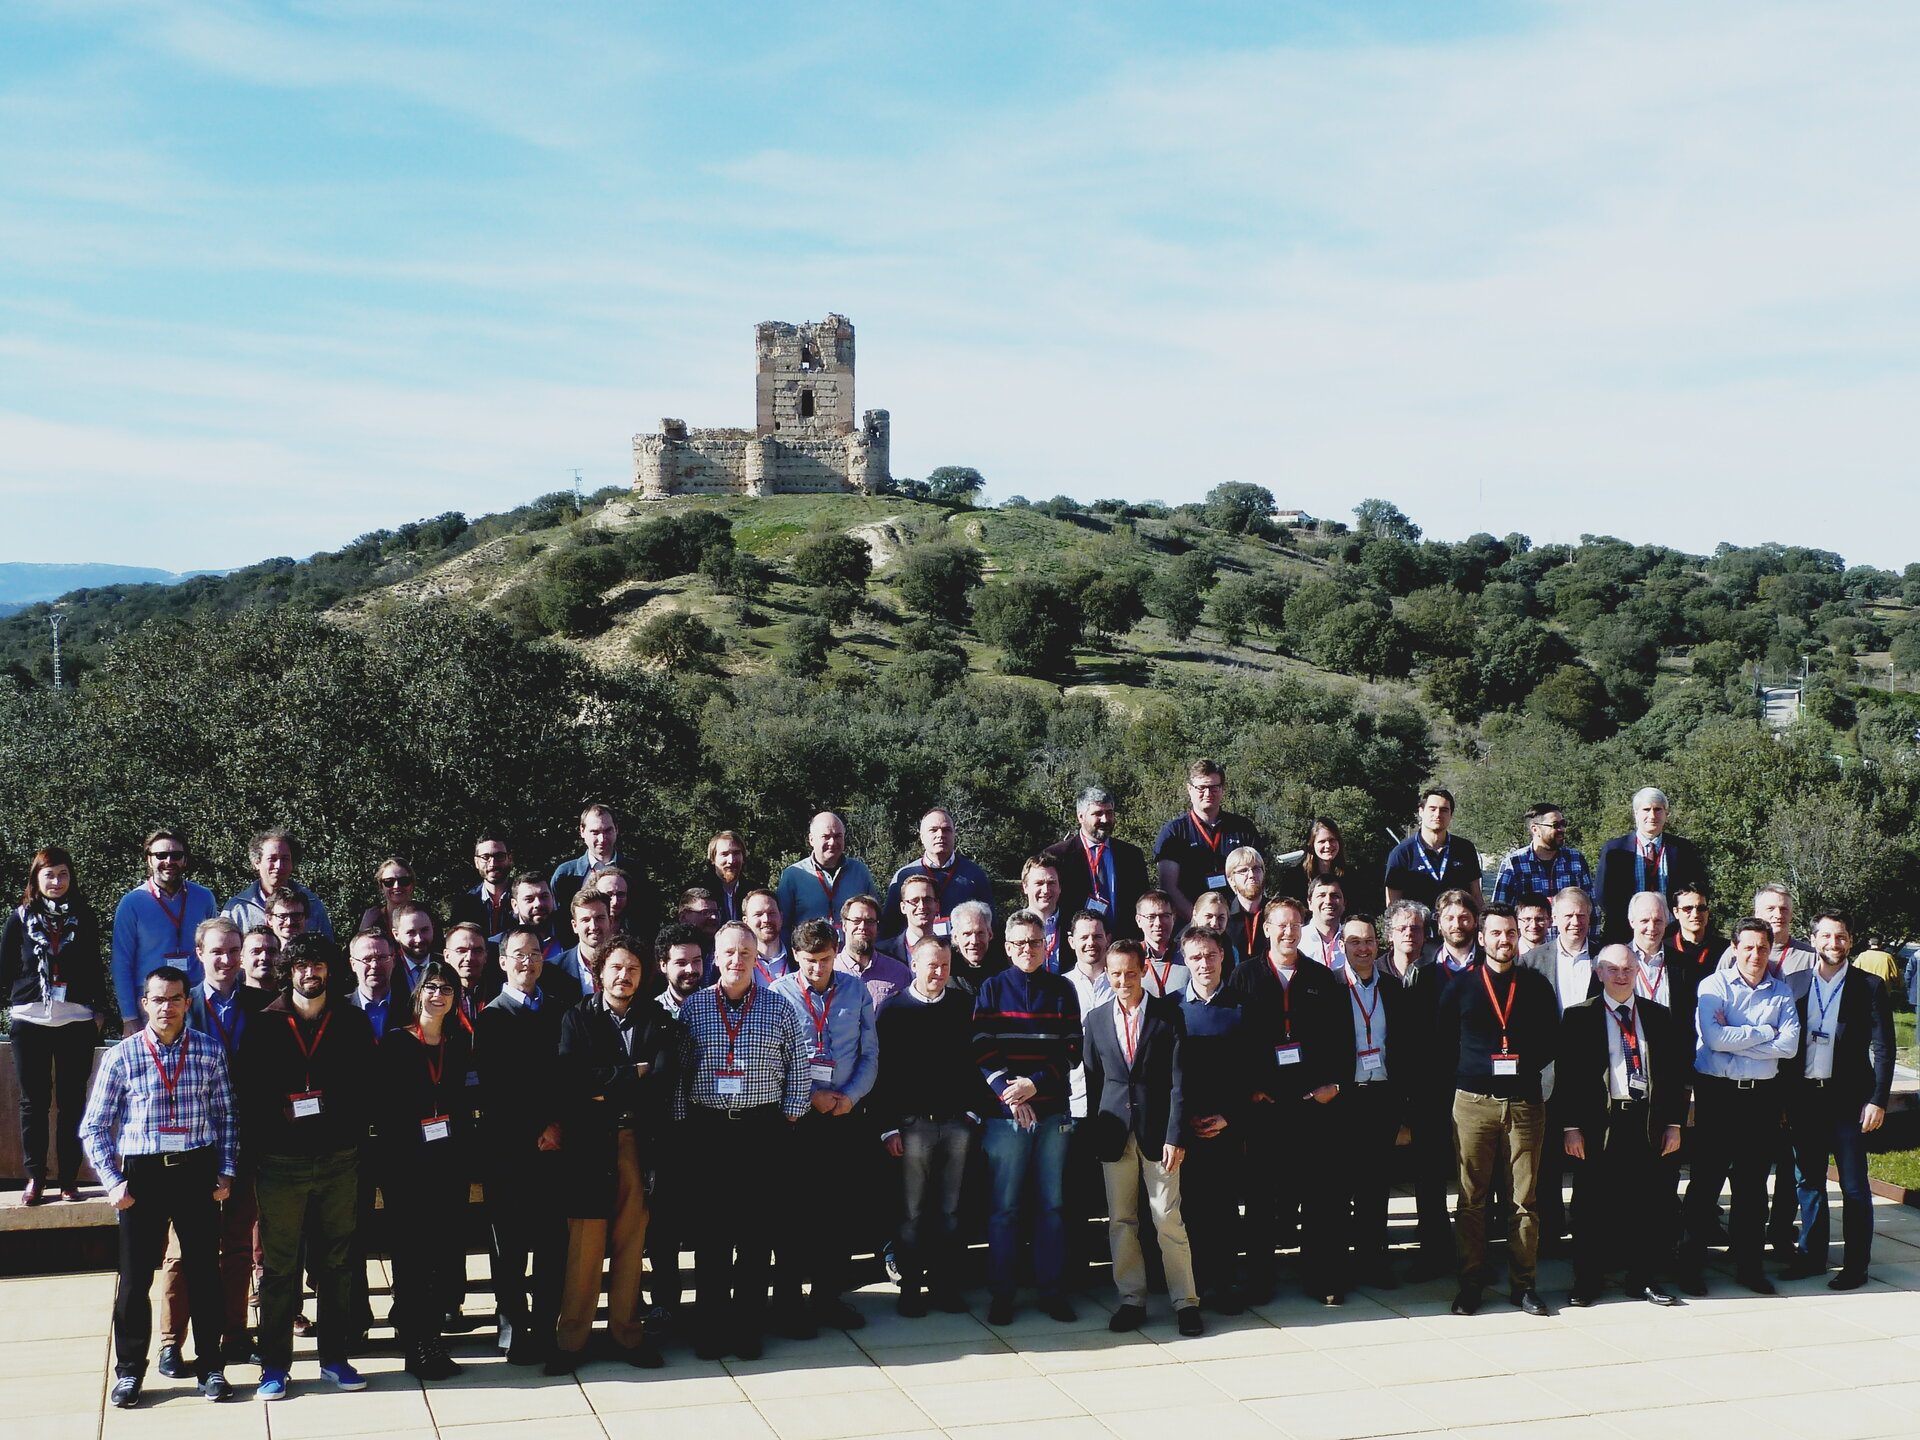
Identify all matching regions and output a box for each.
[22,898,78,1000]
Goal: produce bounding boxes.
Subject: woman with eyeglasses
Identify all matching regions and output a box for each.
[357,856,419,938]
[377,959,473,1380]
[1,846,108,1204]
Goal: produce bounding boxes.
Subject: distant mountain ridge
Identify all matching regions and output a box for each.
[0,561,227,612]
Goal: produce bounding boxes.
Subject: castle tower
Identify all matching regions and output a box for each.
[756,315,856,437]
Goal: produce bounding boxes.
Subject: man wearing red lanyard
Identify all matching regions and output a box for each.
[1152,759,1266,924]
[80,966,238,1408]
[1135,891,1188,997]
[236,933,378,1400]
[883,807,995,938]
[1594,786,1705,945]
[449,831,516,937]
[775,811,879,944]
[111,828,219,1033]
[1558,946,1687,1308]
[1042,786,1150,941]
[877,873,942,966]
[1226,896,1353,1306]
[1435,904,1559,1318]
[1223,847,1268,972]
[1330,916,1410,1293]
[771,919,879,1337]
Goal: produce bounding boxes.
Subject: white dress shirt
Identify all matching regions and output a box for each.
[1803,965,1846,1081]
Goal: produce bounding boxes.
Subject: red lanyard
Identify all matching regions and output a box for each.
[1635,950,1666,1000]
[1241,910,1259,958]
[717,984,754,1069]
[1347,967,1380,1047]
[799,982,832,1054]
[147,881,188,948]
[1118,1000,1144,1063]
[1268,957,1294,1038]
[923,860,955,912]
[142,1030,186,1124]
[287,1012,331,1090]
[413,1027,446,1089]
[1480,965,1518,1050]
[1082,839,1109,901]
[810,863,842,916]
[1189,811,1222,854]
[1147,952,1174,995]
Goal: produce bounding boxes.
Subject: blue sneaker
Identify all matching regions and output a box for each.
[319,1362,368,1392]
[256,1369,290,1402]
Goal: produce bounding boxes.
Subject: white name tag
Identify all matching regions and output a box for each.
[717,1075,745,1097]
[932,920,951,938]
[1207,873,1229,890]
[48,984,68,1004]
[1359,1047,1385,1074]
[810,1063,835,1084]
[1085,899,1109,917]
[1492,1055,1519,1077]
[290,1093,323,1118]
[1274,1043,1303,1066]
[157,1129,191,1152]
[421,1116,451,1143]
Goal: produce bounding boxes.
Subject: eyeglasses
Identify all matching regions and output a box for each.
[1006,937,1042,950]
[417,982,456,996]
[380,875,414,888]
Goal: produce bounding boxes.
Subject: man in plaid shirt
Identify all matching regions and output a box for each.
[1491,803,1595,907]
[80,964,239,1409]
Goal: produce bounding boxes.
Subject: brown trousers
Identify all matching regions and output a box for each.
[556,1130,650,1354]
[1453,1090,1544,1292]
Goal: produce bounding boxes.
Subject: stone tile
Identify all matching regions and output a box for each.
[12,1416,107,1440]
[437,1418,608,1440]
[1186,1350,1367,1401]
[904,1375,1083,1428]
[576,1364,744,1414]
[865,1338,1034,1386]
[1245,1386,1434,1440]
[1445,1420,1628,1440]
[0,1335,115,1376]
[1570,1311,1747,1361]
[260,1385,434,1438]
[1015,1328,1171,1374]
[1049,1362,1228,1413]
[754,1387,934,1440]
[844,1303,994,1349]
[1528,1358,1714,1414]
[1783,1335,1920,1387]
[2,1370,111,1419]
[724,1330,870,1378]
[1097,1400,1283,1440]
[1325,1336,1507,1385]
[982,1300,1117,1339]
[943,1421,1115,1440]
[1387,1373,1575,1429]
[1455,1324,1635,1371]
[1644,1349,1827,1401]
[1142,1320,1309,1361]
[1740,1387,1910,1439]
[599,1402,775,1440]
[1707,1304,1884,1349]
[0,1302,111,1342]
[423,1367,594,1427]
[732,1358,894,1402]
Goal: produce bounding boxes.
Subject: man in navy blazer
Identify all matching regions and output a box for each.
[1083,939,1203,1336]
[1593,787,1706,945]
[1782,911,1895,1290]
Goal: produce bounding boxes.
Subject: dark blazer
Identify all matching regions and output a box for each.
[1041,832,1151,940]
[186,982,271,1059]
[555,994,680,1219]
[1225,953,1355,1096]
[474,988,565,1161]
[376,1021,475,1167]
[1342,966,1412,1117]
[1556,993,1689,1147]
[1593,833,1705,943]
[0,899,107,1014]
[1081,994,1187,1160]
[1783,965,1895,1110]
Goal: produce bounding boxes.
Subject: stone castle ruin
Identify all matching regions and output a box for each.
[633,315,891,498]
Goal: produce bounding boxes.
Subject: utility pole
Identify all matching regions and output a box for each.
[572,469,584,513]
[49,610,63,689]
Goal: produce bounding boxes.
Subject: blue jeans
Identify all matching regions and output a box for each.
[983,1115,1074,1299]
[1792,1095,1873,1271]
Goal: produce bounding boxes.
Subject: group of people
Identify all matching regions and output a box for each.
[0,769,1899,1412]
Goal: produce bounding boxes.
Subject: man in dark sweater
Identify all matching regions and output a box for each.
[1434,903,1559,1318]
[974,908,1084,1326]
[235,934,378,1400]
[876,935,994,1316]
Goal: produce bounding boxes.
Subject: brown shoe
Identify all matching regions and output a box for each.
[21,1180,45,1206]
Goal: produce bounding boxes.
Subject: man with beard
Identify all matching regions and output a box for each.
[450,832,517,938]
[555,891,611,997]
[835,894,910,1008]
[1043,787,1149,941]
[742,890,793,983]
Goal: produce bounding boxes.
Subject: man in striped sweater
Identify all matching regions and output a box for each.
[974,908,1085,1326]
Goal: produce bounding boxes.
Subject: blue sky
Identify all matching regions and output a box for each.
[3,1,1916,571]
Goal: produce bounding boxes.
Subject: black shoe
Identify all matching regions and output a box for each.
[896,1288,928,1319]
[507,1341,546,1366]
[1176,1307,1205,1337]
[1512,1289,1550,1317]
[405,1342,461,1382]
[442,1309,485,1333]
[1735,1268,1777,1296]
[1674,1267,1708,1297]
[1567,1291,1601,1308]
[692,1332,727,1362]
[930,1289,968,1314]
[200,1372,232,1402]
[1041,1294,1076,1323]
[987,1297,1016,1327]
[1450,1287,1482,1316]
[732,1330,763,1361]
[110,1375,143,1409]
[544,1349,582,1376]
[812,1297,866,1331]
[767,1304,817,1341]
[1209,1285,1247,1316]
[157,1345,189,1380]
[1637,1284,1680,1307]
[627,1338,666,1369]
[1829,1269,1869,1291]
[1780,1256,1826,1281]
[1108,1303,1146,1333]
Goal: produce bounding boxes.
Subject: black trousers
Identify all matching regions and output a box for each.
[1334,1082,1402,1276]
[1683,1076,1783,1269]
[1179,1128,1243,1299]
[114,1148,223,1378]
[1570,1100,1678,1292]
[645,1130,687,1312]
[1406,1092,1456,1262]
[1244,1097,1340,1297]
[488,1149,567,1353]
[1537,1096,1571,1240]
[689,1105,785,1337]
[775,1108,864,1304]
[11,1020,95,1186]
[385,1153,470,1345]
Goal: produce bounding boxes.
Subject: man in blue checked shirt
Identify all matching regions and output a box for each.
[770,917,880,1336]
[80,965,239,1409]
[1491,804,1595,908]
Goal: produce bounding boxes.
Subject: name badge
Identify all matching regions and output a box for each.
[1274,1043,1303,1066]
[290,1092,324,1118]
[717,1073,745,1097]
[1628,1075,1648,1097]
[1492,1053,1519,1077]
[1811,1030,1831,1043]
[1206,874,1229,890]
[157,1128,192,1153]
[421,1116,451,1142]
[1358,1047,1384,1073]
[810,1063,835,1084]
[932,920,951,938]
[465,1070,480,1088]
[1085,899,1109,917]
[48,984,68,1004]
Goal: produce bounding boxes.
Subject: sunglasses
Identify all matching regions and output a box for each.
[380,875,414,888]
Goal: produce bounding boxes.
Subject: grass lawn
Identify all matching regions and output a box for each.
[1867,1009,1919,1193]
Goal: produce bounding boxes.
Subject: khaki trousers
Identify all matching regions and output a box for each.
[1102,1133,1199,1310]
[1453,1090,1544,1292]
[557,1130,650,1353]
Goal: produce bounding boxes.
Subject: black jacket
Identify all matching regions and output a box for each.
[377,1022,475,1169]
[555,994,680,1219]
[1081,994,1187,1160]
[1226,953,1354,1096]
[1783,965,1895,1110]
[1,898,107,1014]
[1433,961,1559,1102]
[1594,833,1706,944]
[872,987,996,1132]
[1041,832,1151,940]
[236,995,379,1157]
[1556,994,1689,1147]
[475,988,566,1155]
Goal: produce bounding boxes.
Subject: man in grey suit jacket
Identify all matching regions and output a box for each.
[1083,939,1203,1337]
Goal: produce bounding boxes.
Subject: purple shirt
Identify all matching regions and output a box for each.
[835,949,911,1010]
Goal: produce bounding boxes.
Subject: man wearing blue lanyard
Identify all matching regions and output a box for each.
[1383,790,1484,914]
[1042,786,1150,942]
[111,829,219,1033]
[1594,786,1705,945]
[770,919,879,1337]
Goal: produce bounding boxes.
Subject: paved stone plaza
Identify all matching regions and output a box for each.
[7,1196,1920,1440]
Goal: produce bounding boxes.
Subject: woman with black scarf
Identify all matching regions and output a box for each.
[0,846,107,1204]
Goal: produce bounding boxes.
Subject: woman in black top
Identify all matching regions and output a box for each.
[0,846,106,1204]
[1273,818,1372,911]
[377,959,473,1380]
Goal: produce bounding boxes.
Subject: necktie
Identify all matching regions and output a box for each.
[1616,1004,1644,1087]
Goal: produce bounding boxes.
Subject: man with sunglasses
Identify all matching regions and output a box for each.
[112,830,220,1033]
